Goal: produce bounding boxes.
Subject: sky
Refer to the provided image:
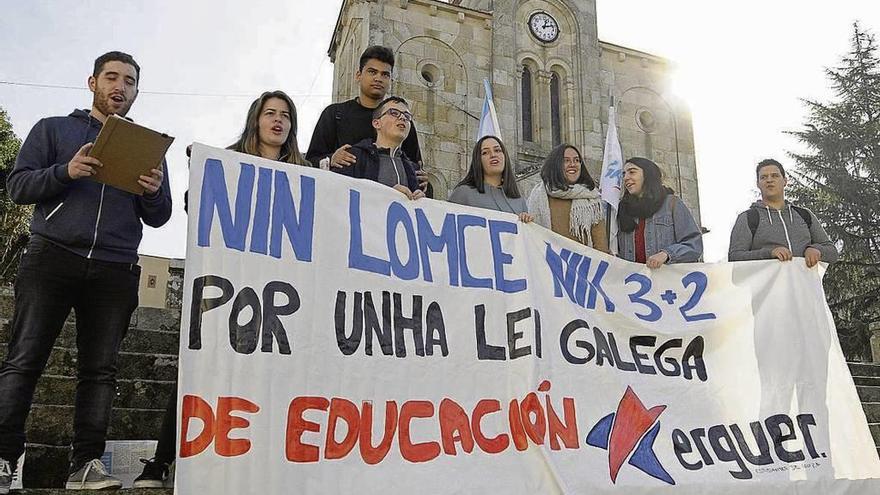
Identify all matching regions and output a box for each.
[1,0,877,262]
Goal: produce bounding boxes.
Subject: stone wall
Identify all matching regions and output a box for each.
[329,0,701,223]
[599,42,701,223]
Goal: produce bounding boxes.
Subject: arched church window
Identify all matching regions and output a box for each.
[550,72,562,146]
[521,66,533,142]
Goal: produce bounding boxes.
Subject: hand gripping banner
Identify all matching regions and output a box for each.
[176,145,880,494]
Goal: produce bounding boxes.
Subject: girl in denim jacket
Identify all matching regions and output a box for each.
[617,157,703,268]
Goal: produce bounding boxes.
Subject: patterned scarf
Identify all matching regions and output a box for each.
[528,183,604,244]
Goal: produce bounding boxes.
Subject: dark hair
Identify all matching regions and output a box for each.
[359,46,395,71]
[617,157,673,232]
[229,90,306,165]
[756,158,786,179]
[93,51,140,84]
[457,135,522,198]
[540,144,596,191]
[372,96,409,119]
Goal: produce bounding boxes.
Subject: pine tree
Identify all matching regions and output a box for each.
[0,107,31,284]
[788,23,880,360]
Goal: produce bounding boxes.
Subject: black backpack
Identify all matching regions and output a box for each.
[746,205,812,237]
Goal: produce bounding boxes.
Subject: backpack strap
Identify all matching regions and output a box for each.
[333,102,349,150]
[792,205,813,228]
[746,206,812,244]
[747,208,759,237]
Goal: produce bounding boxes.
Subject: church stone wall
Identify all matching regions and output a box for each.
[328,0,701,224]
[331,0,493,200]
[599,42,700,222]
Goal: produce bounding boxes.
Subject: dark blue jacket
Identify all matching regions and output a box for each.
[334,138,419,192]
[6,109,172,263]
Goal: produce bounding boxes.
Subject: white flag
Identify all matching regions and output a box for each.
[600,105,623,254]
[477,79,502,141]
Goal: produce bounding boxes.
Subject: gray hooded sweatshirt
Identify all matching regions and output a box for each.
[728,200,838,262]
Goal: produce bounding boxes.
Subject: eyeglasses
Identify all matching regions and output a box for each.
[380,108,414,123]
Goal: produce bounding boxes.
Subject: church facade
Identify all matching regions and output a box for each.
[328,0,701,223]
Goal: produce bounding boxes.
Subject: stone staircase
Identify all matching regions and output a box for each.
[849,362,880,460]
[0,286,178,490]
[0,285,879,490]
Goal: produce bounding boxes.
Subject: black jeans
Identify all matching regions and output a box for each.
[0,237,139,470]
[154,385,176,465]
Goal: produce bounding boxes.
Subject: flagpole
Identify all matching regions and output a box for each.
[606,95,615,247]
[600,97,622,255]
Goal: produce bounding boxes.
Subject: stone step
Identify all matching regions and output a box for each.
[0,286,13,319]
[1,319,180,356]
[0,289,180,334]
[130,306,181,333]
[864,403,880,424]
[31,374,175,410]
[18,491,171,494]
[849,362,880,378]
[26,405,164,446]
[21,444,171,490]
[41,347,178,382]
[859,385,880,403]
[870,423,880,445]
[854,376,880,387]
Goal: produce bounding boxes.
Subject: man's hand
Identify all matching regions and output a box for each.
[411,189,426,200]
[330,145,356,168]
[138,168,164,196]
[646,251,669,269]
[518,212,534,223]
[771,246,793,262]
[67,143,102,179]
[805,247,822,267]
[392,184,414,199]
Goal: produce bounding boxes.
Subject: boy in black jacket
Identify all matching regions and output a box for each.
[0,51,171,492]
[335,96,423,200]
[307,46,428,194]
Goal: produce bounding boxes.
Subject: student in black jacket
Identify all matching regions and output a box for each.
[0,51,171,492]
[306,46,427,191]
[334,96,424,200]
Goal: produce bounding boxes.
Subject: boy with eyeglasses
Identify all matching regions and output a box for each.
[333,96,423,200]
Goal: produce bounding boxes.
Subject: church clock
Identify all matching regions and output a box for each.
[528,12,559,43]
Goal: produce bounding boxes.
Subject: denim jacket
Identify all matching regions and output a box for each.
[617,195,703,263]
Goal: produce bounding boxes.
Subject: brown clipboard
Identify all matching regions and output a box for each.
[87,114,174,195]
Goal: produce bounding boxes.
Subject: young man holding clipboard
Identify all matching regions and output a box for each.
[0,51,171,491]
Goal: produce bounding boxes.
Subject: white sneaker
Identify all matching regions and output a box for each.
[65,458,122,490]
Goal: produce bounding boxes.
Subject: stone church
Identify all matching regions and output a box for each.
[327,0,701,223]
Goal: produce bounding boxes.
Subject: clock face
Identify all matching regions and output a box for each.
[529,12,559,43]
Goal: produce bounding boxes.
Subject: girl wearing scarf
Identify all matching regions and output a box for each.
[617,157,703,268]
[527,144,608,252]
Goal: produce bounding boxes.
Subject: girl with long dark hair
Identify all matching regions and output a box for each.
[449,135,532,222]
[617,157,702,268]
[527,144,607,252]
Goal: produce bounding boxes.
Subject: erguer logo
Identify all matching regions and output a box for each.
[671,413,824,480]
[585,386,675,485]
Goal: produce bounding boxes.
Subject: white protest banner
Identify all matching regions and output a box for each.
[177,144,880,494]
